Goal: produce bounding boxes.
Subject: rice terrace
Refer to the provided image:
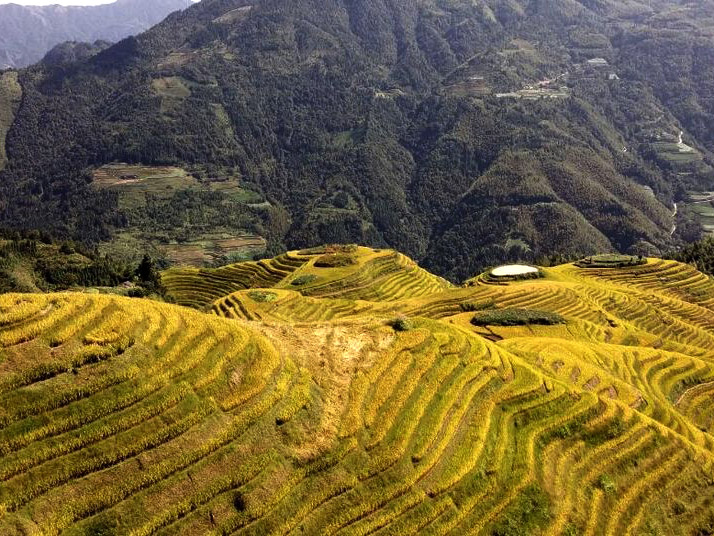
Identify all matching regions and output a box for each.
[3,245,714,534]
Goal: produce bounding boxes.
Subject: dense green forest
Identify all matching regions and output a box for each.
[2,0,714,279]
[671,236,714,278]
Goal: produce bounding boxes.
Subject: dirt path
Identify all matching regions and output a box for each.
[677,130,694,153]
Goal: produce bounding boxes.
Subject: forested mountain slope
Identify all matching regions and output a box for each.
[2,0,714,278]
[3,247,714,533]
[0,0,190,69]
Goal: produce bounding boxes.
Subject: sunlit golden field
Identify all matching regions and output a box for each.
[2,246,714,534]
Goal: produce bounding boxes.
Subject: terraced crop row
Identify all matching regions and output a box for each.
[162,252,309,309]
[3,254,714,534]
[298,252,453,302]
[572,259,714,310]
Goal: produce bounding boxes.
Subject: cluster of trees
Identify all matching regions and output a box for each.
[0,229,162,294]
[671,237,714,277]
[128,190,259,243]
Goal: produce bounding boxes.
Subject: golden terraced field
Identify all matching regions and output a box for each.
[2,246,714,534]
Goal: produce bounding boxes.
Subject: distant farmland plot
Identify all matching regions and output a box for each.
[650,141,703,168]
[92,164,268,266]
[92,164,197,209]
[151,76,191,99]
[92,164,262,208]
[681,191,714,236]
[163,235,267,265]
[689,203,714,234]
[100,230,267,268]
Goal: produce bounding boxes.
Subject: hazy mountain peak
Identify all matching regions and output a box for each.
[0,0,190,68]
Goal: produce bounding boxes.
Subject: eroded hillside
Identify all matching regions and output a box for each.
[1,246,714,534]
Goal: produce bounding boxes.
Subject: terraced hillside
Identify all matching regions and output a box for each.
[161,252,310,309]
[163,247,453,310]
[3,248,714,534]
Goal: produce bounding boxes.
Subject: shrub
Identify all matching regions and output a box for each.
[333,191,350,209]
[575,254,647,269]
[622,334,640,346]
[555,423,573,439]
[234,492,246,511]
[673,500,687,515]
[127,287,147,298]
[598,474,616,494]
[391,315,413,332]
[471,308,565,327]
[248,291,277,303]
[299,244,359,255]
[314,253,358,268]
[291,274,318,286]
[460,300,496,312]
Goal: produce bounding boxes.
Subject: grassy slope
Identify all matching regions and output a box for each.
[0,71,21,172]
[2,249,714,534]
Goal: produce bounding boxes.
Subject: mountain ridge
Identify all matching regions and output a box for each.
[0,0,189,69]
[2,0,714,278]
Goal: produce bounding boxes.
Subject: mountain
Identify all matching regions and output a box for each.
[0,0,190,69]
[2,247,714,534]
[3,0,714,279]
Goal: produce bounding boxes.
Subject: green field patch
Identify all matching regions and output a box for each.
[314,252,358,268]
[100,231,266,267]
[290,274,319,286]
[650,141,702,168]
[575,254,647,268]
[205,180,263,203]
[332,129,364,147]
[248,290,277,303]
[92,164,264,209]
[690,204,714,218]
[471,308,565,327]
[162,235,266,266]
[151,76,191,99]
[679,192,714,236]
[298,244,359,256]
[92,164,266,266]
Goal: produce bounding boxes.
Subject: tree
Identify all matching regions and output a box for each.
[136,255,159,286]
